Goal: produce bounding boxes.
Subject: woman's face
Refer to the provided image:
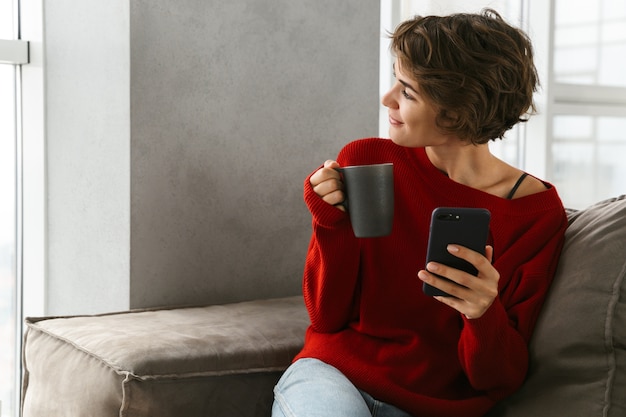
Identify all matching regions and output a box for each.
[381,59,449,148]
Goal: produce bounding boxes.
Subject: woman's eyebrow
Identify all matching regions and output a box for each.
[393,63,419,94]
[399,79,418,94]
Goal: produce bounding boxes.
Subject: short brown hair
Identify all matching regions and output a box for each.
[390,9,538,144]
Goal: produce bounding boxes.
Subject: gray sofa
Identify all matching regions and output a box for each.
[21,195,626,417]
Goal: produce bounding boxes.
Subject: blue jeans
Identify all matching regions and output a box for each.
[272,358,413,417]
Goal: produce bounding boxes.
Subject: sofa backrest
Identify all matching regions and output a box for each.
[488,195,626,416]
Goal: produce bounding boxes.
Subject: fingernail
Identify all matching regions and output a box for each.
[447,244,459,252]
[427,262,438,272]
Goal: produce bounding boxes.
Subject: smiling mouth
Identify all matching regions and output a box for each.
[389,115,403,126]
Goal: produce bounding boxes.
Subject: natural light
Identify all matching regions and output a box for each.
[1,1,625,416]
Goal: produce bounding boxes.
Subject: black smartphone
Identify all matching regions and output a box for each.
[423,207,491,297]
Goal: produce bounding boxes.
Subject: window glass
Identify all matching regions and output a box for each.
[598,44,626,86]
[597,117,626,142]
[554,0,626,87]
[602,0,626,19]
[553,115,593,141]
[598,143,626,196]
[0,0,12,39]
[552,115,626,208]
[551,142,595,208]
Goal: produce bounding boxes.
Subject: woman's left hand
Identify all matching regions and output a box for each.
[418,245,500,319]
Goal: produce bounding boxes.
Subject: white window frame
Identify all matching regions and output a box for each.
[0,39,26,417]
[1,0,44,415]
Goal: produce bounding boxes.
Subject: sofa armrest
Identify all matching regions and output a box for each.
[22,296,309,417]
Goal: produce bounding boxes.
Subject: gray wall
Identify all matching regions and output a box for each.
[43,0,380,315]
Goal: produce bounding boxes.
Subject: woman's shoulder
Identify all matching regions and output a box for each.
[508,172,549,199]
[502,178,566,221]
[494,158,550,200]
[487,163,565,216]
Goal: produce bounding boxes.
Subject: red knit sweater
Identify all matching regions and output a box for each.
[295,138,567,417]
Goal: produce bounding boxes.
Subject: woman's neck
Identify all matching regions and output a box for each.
[425,143,506,191]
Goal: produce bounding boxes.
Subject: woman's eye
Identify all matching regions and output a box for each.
[402,89,413,100]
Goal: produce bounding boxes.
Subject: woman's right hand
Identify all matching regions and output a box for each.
[309,160,346,211]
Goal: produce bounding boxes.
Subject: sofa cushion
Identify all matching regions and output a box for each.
[489,195,626,416]
[21,296,309,417]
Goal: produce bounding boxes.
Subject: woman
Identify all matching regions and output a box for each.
[272,9,567,417]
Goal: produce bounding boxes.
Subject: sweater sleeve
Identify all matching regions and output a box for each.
[456,206,568,400]
[302,170,362,333]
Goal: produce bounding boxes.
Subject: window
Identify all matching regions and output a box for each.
[0,0,27,415]
[0,64,18,417]
[553,0,626,87]
[549,0,626,208]
[381,0,626,208]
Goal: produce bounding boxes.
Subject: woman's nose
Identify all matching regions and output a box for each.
[381,86,398,109]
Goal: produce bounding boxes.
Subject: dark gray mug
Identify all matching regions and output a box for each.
[337,163,394,238]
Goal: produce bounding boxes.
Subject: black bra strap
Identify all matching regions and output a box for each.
[506,172,529,200]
